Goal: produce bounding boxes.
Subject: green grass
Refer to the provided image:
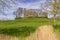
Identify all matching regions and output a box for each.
[0,26,36,37]
[53,25,60,40]
[0,17,60,37]
[0,18,53,28]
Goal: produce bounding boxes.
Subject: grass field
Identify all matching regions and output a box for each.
[0,18,55,28]
[0,18,60,37]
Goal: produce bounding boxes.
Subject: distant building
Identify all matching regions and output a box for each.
[14,8,24,18]
[14,8,48,18]
[24,8,38,17]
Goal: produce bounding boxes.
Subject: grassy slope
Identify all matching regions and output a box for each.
[0,18,53,28]
[0,18,60,37]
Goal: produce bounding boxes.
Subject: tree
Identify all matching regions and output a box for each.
[52,0,60,25]
[0,0,19,14]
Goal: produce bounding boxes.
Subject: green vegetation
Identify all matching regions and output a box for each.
[52,1,60,25]
[0,26,36,37]
[0,18,60,37]
[0,18,52,29]
[53,25,60,40]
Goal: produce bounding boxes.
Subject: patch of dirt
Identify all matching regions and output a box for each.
[26,25,58,40]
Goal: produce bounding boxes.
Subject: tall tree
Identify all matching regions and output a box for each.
[52,0,60,25]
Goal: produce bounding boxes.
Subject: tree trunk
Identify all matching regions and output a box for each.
[53,14,56,25]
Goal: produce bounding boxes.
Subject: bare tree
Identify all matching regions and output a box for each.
[0,0,19,15]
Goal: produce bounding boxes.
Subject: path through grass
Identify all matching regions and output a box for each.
[0,18,60,40]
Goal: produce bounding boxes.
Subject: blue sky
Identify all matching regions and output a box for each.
[17,0,46,9]
[17,0,40,3]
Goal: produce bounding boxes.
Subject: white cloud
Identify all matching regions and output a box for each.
[19,0,46,9]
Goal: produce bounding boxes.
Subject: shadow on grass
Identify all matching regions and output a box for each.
[0,26,36,37]
[53,24,60,29]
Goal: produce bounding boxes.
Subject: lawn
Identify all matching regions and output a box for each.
[0,17,60,37]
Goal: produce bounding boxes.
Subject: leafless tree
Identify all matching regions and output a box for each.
[0,0,19,15]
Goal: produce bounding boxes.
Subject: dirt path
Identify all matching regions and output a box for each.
[26,25,58,40]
